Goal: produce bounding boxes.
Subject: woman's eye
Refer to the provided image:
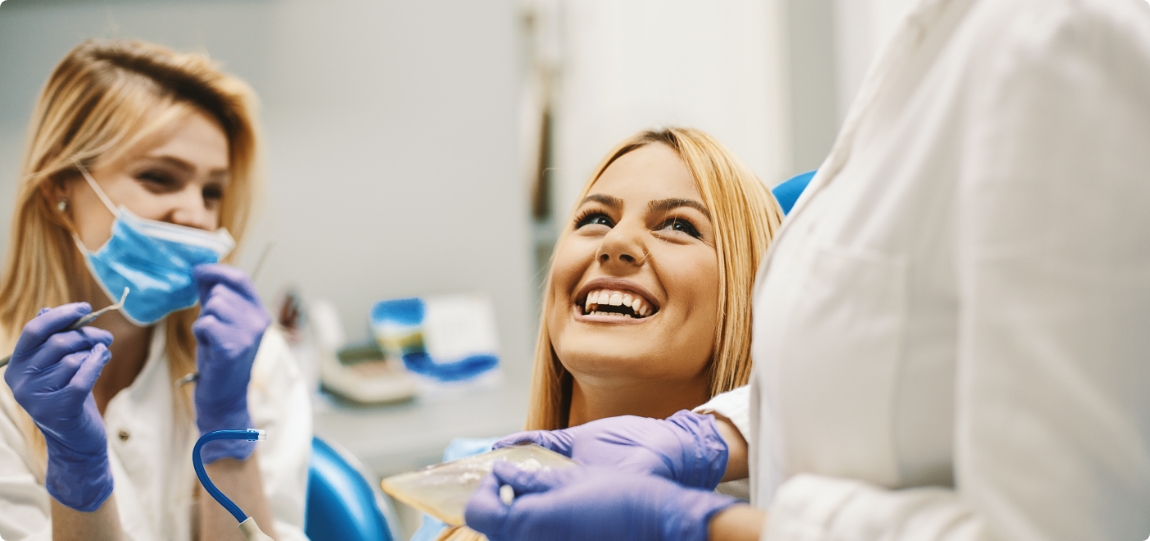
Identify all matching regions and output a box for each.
[658,218,701,238]
[202,184,224,202]
[136,170,174,188]
[576,212,614,229]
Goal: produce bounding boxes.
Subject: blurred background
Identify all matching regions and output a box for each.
[0,0,915,535]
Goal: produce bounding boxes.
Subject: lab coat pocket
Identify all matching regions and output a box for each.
[779,243,907,487]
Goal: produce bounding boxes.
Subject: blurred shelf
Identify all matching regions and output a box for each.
[312,371,530,479]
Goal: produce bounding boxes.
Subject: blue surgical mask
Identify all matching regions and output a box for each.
[75,163,235,326]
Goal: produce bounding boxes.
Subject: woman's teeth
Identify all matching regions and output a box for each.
[582,289,653,318]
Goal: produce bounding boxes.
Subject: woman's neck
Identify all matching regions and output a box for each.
[567,372,711,427]
[80,282,153,416]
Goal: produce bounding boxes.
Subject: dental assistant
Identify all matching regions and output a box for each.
[0,40,310,541]
[463,0,1150,540]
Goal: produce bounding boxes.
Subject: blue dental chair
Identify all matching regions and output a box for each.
[773,170,815,215]
[305,437,401,541]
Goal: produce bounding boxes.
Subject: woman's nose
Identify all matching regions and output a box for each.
[167,187,214,231]
[597,221,645,268]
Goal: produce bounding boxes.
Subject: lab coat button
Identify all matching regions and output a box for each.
[118,430,130,442]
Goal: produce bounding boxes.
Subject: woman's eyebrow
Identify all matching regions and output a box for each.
[581,193,623,208]
[138,154,230,183]
[648,198,711,219]
[138,155,195,173]
[207,169,231,183]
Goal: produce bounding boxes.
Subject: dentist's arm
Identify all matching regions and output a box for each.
[466,462,741,541]
[709,505,766,541]
[50,498,122,541]
[711,413,748,483]
[4,304,122,541]
[192,265,278,541]
[496,409,737,490]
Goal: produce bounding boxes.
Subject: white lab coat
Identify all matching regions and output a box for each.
[0,325,312,541]
[745,0,1150,539]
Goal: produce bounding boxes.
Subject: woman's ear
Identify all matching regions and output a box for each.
[43,172,77,213]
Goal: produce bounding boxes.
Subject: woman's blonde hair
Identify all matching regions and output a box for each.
[0,39,261,469]
[441,127,784,541]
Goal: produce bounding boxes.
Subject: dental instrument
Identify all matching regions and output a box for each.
[193,429,274,541]
[0,287,128,369]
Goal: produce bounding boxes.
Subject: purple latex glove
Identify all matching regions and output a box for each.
[495,410,729,490]
[192,265,269,463]
[465,461,737,541]
[4,303,114,511]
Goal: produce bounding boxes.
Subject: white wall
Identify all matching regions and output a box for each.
[533,0,793,218]
[525,0,917,218]
[832,0,918,122]
[0,0,535,370]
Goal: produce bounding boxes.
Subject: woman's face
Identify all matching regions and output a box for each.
[547,143,720,386]
[64,109,230,251]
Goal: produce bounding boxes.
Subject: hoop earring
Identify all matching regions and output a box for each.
[57,200,68,212]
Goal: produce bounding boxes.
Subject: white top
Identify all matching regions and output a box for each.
[695,386,751,500]
[0,325,312,541]
[747,0,1150,539]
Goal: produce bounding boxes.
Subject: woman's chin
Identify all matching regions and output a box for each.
[559,348,660,381]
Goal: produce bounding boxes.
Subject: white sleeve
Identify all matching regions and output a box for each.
[0,384,51,541]
[764,3,1150,540]
[697,387,752,499]
[248,327,313,541]
[694,386,751,440]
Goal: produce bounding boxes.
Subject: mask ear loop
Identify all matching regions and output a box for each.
[73,159,121,219]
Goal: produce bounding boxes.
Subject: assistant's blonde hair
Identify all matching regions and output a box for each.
[0,39,262,470]
[442,128,783,541]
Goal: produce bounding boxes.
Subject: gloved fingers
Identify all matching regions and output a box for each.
[199,284,247,324]
[68,343,112,394]
[494,430,576,457]
[14,303,92,354]
[25,328,112,372]
[491,460,571,495]
[191,313,229,347]
[199,283,270,333]
[43,328,113,358]
[25,349,94,391]
[74,326,114,346]
[193,264,260,304]
[464,472,511,536]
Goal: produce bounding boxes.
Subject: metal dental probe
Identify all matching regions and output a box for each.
[0,288,130,369]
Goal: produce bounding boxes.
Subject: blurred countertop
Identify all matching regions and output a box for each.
[312,369,531,479]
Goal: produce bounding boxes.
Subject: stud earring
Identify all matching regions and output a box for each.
[57,200,68,212]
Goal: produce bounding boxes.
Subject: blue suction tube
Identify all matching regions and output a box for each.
[193,429,266,523]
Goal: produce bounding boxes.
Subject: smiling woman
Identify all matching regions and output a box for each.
[535,128,783,430]
[432,128,784,541]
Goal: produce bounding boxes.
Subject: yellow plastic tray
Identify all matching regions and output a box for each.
[380,444,576,526]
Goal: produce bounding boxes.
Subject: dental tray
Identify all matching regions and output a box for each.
[380,444,577,526]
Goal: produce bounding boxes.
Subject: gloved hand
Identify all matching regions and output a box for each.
[465,461,737,541]
[192,264,270,462]
[4,303,114,512]
[495,410,729,490]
